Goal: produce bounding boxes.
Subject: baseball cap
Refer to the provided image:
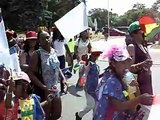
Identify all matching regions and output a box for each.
[13,72,31,83]
[25,31,37,40]
[128,21,141,33]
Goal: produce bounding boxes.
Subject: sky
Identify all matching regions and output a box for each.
[87,0,157,15]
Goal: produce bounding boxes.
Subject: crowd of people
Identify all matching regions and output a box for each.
[0,21,155,120]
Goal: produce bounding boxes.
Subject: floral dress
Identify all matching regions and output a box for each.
[39,48,60,89]
[94,73,133,120]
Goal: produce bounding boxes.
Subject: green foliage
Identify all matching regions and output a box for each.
[48,0,80,23]
[89,1,160,28]
[89,8,111,28]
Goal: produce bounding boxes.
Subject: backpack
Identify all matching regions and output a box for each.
[96,67,111,101]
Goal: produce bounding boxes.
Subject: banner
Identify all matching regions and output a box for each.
[0,8,21,73]
[9,46,21,73]
[55,2,88,39]
[0,8,11,67]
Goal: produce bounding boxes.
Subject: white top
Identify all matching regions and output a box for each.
[53,39,66,56]
[75,38,90,60]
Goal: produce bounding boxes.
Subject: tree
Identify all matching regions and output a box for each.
[152,0,160,11]
[89,8,108,28]
[132,3,146,10]
[48,0,80,23]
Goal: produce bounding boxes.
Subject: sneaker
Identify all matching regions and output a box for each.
[75,112,82,120]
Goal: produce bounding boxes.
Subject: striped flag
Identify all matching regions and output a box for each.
[139,16,160,41]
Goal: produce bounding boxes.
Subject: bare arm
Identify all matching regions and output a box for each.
[127,44,145,73]
[88,42,92,53]
[19,52,29,72]
[59,68,67,83]
[5,78,14,109]
[109,96,140,111]
[74,45,79,60]
[127,44,135,65]
[28,52,47,91]
[109,93,153,111]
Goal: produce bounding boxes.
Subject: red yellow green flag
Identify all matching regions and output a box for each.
[139,16,160,41]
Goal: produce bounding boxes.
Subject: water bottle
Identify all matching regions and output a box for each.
[123,71,137,94]
[79,74,86,87]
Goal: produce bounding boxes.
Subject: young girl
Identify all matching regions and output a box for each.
[94,46,153,120]
[19,31,39,72]
[75,50,102,120]
[0,72,53,120]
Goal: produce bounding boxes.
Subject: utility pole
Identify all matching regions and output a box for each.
[107,0,110,36]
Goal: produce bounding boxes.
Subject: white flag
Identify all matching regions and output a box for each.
[55,2,88,39]
[0,8,11,67]
[0,8,21,73]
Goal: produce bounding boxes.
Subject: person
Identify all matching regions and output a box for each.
[28,30,67,120]
[52,28,67,93]
[0,71,51,120]
[65,38,75,72]
[75,50,102,120]
[74,30,92,62]
[19,31,39,72]
[93,46,153,120]
[6,29,17,48]
[0,63,10,101]
[74,30,92,88]
[102,27,109,41]
[127,21,153,95]
[52,28,66,69]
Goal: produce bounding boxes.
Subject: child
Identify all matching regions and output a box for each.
[0,72,53,120]
[75,50,102,120]
[0,64,10,102]
[94,46,153,120]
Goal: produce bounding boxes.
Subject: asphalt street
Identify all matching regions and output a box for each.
[59,37,160,120]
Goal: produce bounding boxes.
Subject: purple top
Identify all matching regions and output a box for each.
[134,44,153,94]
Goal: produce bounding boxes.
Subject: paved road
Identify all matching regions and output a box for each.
[59,38,160,120]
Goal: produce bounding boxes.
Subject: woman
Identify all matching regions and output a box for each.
[28,30,67,120]
[94,46,153,120]
[127,21,153,94]
[52,28,67,93]
[19,31,39,72]
[74,30,92,61]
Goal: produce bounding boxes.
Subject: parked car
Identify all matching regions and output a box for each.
[116,26,129,33]
[102,27,126,36]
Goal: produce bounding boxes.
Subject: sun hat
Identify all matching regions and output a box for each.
[103,45,131,62]
[91,49,103,56]
[128,21,141,33]
[13,72,31,83]
[25,31,37,40]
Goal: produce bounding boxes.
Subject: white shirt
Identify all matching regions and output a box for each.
[53,39,66,56]
[75,38,90,59]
